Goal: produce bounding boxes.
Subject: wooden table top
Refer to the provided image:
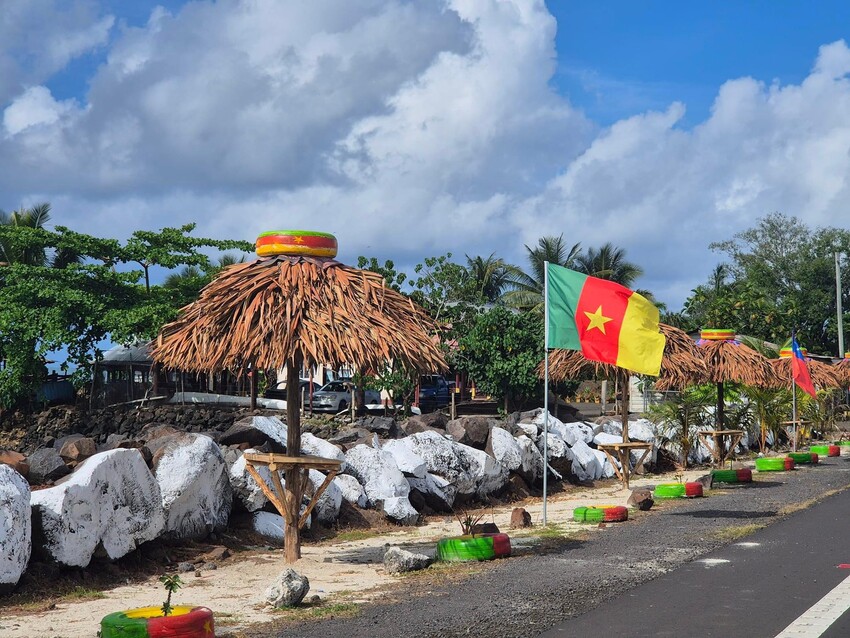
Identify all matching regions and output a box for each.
[596,441,653,450]
[699,430,745,436]
[243,452,342,470]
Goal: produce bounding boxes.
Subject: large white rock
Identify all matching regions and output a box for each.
[229,451,275,512]
[252,510,311,540]
[31,449,164,567]
[487,427,523,471]
[532,411,593,444]
[390,431,472,492]
[382,496,419,525]
[454,443,508,496]
[630,418,658,443]
[0,465,30,590]
[569,439,603,481]
[516,435,545,484]
[300,433,346,468]
[407,473,457,511]
[246,416,288,446]
[333,474,367,508]
[592,432,623,447]
[306,469,342,524]
[592,449,616,478]
[343,445,409,506]
[514,421,538,439]
[382,440,427,478]
[154,434,232,539]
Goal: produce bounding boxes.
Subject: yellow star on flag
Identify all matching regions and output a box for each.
[204,619,213,635]
[293,236,305,244]
[584,305,612,334]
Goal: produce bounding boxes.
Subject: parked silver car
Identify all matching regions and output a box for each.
[309,381,381,412]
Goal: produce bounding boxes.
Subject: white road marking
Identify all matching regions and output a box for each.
[696,558,730,567]
[775,573,850,637]
[734,542,761,548]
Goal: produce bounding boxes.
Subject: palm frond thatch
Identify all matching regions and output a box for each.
[152,255,447,374]
[696,339,777,387]
[541,324,707,389]
[769,357,843,389]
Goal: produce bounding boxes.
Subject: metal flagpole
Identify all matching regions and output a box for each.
[791,329,798,452]
[543,261,550,526]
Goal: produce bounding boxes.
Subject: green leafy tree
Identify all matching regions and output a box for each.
[502,235,582,313]
[159,574,182,617]
[455,307,543,412]
[574,242,643,287]
[648,388,713,468]
[464,253,518,303]
[356,256,407,292]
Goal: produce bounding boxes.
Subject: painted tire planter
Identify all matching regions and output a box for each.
[573,505,629,523]
[700,329,735,341]
[711,468,753,484]
[255,230,338,258]
[755,457,787,472]
[100,606,214,638]
[653,483,686,499]
[784,457,796,470]
[684,482,704,498]
[788,452,817,465]
[810,445,840,457]
[436,533,511,562]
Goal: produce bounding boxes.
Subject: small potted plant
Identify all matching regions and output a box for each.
[100,573,215,637]
[436,510,511,562]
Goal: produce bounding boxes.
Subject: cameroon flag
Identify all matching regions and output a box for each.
[546,263,665,376]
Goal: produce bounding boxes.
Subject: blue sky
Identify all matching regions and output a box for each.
[3,0,850,318]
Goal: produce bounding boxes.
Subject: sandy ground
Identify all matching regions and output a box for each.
[0,468,708,638]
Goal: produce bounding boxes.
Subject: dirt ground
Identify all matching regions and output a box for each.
[0,467,710,638]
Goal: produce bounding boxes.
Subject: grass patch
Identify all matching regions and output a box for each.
[270,601,360,621]
[712,523,766,542]
[328,529,384,543]
[62,586,107,601]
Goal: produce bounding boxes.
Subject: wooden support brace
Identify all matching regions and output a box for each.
[244,462,287,517]
[298,470,339,529]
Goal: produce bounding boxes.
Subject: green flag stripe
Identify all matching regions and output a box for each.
[546,264,587,349]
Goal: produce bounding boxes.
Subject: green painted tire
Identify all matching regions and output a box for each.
[653,483,686,499]
[809,445,830,455]
[100,606,214,638]
[437,535,497,562]
[755,457,786,472]
[711,469,739,483]
[573,505,628,523]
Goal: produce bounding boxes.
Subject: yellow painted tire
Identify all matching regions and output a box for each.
[100,605,214,637]
[255,230,338,258]
[700,329,735,341]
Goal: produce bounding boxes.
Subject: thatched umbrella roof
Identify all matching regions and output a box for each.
[152,254,446,374]
[834,358,850,386]
[769,357,843,389]
[542,323,707,389]
[696,338,778,387]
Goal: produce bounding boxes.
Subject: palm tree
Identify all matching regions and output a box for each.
[501,235,582,313]
[465,253,517,303]
[0,203,78,268]
[574,242,643,287]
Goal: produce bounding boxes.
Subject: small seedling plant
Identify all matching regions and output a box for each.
[454,509,486,537]
[159,574,183,617]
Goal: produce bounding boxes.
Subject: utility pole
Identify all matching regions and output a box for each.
[836,252,845,358]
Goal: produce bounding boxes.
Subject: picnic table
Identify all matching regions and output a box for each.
[597,441,653,490]
[697,430,745,466]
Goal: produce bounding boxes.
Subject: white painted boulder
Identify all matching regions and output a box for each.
[252,510,311,540]
[333,474,367,508]
[153,434,232,539]
[31,449,164,567]
[307,469,342,524]
[300,433,346,468]
[229,451,274,512]
[382,440,427,478]
[516,434,545,484]
[592,449,616,478]
[592,432,623,447]
[536,432,573,475]
[569,439,603,482]
[0,465,30,591]
[245,416,288,446]
[486,427,523,472]
[454,443,508,496]
[343,445,409,506]
[391,431,472,493]
[382,496,419,525]
[407,473,457,511]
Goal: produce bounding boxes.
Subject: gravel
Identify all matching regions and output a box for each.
[254,463,850,638]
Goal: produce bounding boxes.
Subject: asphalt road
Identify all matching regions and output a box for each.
[541,474,850,637]
[256,459,850,638]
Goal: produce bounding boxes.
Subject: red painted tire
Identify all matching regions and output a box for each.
[700,329,735,341]
[736,468,753,482]
[603,506,629,522]
[573,505,628,522]
[684,482,703,497]
[482,532,512,558]
[811,453,819,464]
[255,230,338,258]
[829,445,840,457]
[784,457,796,470]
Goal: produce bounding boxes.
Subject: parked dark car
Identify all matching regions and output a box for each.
[263,378,312,401]
[419,375,450,411]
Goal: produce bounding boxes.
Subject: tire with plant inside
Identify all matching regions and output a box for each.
[101,605,214,638]
[712,469,753,484]
[755,457,786,472]
[437,534,511,561]
[788,452,816,465]
[653,483,686,499]
[573,505,628,522]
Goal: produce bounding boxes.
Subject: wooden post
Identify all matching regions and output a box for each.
[450,388,456,420]
[620,369,629,443]
[716,381,724,431]
[284,354,304,563]
[250,363,258,411]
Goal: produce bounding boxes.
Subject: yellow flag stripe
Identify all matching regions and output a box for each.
[615,291,665,376]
